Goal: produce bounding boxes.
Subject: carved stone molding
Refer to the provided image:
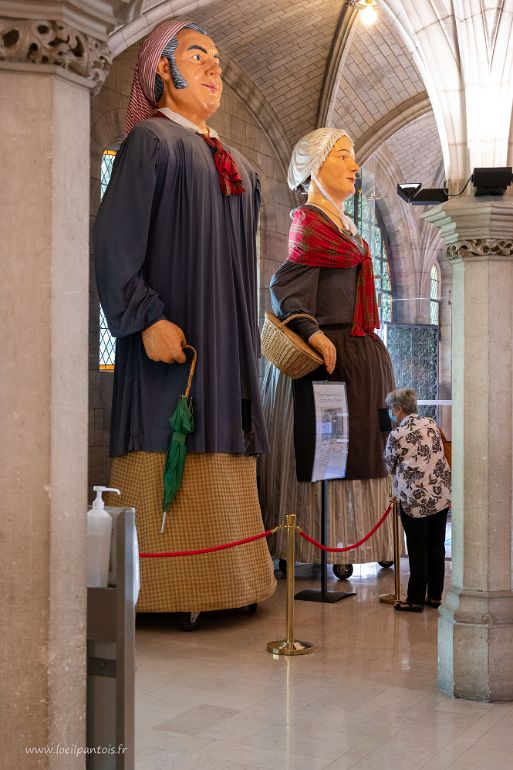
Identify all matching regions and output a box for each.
[423,197,513,248]
[447,238,513,262]
[0,18,111,91]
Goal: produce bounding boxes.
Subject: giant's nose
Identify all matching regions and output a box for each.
[206,57,222,76]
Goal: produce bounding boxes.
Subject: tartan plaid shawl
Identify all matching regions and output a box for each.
[288,207,380,336]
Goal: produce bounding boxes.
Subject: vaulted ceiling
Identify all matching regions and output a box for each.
[126,0,443,199]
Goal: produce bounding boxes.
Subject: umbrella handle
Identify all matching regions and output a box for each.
[182,344,197,399]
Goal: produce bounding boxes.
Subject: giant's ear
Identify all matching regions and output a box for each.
[156,56,171,80]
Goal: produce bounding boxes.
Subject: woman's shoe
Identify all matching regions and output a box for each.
[394,601,424,613]
[424,598,441,609]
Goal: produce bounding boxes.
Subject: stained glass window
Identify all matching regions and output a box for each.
[100,149,117,198]
[345,180,392,325]
[386,324,439,421]
[98,149,117,371]
[430,263,440,325]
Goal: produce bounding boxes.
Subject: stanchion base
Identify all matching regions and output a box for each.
[294,589,355,603]
[379,592,400,605]
[267,639,314,656]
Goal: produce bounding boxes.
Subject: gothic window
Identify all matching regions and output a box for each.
[98,148,118,371]
[345,184,392,324]
[430,263,440,325]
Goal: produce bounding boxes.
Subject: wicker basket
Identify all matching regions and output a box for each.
[261,312,323,379]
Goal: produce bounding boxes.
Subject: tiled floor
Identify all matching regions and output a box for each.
[135,559,513,769]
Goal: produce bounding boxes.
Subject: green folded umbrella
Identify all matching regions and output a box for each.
[161,346,197,533]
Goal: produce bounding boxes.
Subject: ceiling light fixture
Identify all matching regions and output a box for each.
[345,0,379,26]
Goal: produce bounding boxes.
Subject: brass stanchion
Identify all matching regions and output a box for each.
[379,478,402,605]
[267,514,314,656]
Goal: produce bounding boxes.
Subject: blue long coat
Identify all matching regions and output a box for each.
[94,116,268,457]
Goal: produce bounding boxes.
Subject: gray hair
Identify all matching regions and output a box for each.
[385,388,417,415]
[154,22,207,102]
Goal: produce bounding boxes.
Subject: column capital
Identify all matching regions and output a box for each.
[422,196,513,264]
[0,2,140,38]
[422,195,513,248]
[0,1,141,91]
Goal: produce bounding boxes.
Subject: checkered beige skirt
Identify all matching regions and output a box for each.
[107,452,276,612]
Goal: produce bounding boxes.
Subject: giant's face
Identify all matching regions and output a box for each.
[164,28,222,122]
[316,136,360,202]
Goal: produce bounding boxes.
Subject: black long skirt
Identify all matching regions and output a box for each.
[293,324,394,481]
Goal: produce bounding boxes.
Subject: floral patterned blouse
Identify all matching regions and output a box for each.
[384,414,451,517]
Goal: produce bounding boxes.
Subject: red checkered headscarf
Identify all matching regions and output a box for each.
[125,20,195,134]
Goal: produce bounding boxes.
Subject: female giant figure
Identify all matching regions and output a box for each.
[260,128,395,569]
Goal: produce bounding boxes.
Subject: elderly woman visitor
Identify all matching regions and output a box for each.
[260,127,395,568]
[384,388,451,612]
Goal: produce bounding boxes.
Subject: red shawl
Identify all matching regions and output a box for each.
[288,207,380,336]
[201,134,245,196]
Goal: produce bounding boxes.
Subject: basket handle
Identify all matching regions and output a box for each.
[182,344,197,399]
[276,312,318,330]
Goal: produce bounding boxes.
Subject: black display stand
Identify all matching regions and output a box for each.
[295,480,356,603]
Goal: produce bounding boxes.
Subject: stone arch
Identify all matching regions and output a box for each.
[315,4,359,128]
[379,0,513,183]
[356,94,432,166]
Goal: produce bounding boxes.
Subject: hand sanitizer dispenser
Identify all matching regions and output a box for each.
[87,486,120,587]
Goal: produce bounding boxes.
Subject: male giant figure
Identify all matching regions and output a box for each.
[94,20,276,617]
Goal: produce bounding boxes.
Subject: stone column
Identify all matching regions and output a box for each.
[424,197,513,701]
[438,253,452,438]
[0,3,123,765]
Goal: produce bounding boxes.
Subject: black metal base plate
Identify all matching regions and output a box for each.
[294,589,356,603]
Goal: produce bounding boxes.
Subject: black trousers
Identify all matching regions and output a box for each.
[400,506,449,605]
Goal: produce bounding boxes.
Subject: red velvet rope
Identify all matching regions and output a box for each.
[139,503,393,558]
[139,529,275,558]
[299,503,393,552]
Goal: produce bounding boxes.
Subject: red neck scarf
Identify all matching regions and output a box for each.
[154,112,244,196]
[288,207,380,336]
[201,134,245,196]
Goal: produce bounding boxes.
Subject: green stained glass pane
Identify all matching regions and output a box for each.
[351,174,392,324]
[386,324,439,418]
[361,196,370,227]
[100,152,116,199]
[373,225,381,251]
[98,149,118,370]
[430,264,439,301]
[99,306,116,369]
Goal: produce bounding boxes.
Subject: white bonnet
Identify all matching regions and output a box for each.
[287,127,353,192]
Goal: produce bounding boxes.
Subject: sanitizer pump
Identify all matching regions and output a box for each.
[87,486,120,587]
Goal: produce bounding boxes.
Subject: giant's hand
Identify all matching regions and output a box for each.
[141,320,187,364]
[308,331,336,375]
